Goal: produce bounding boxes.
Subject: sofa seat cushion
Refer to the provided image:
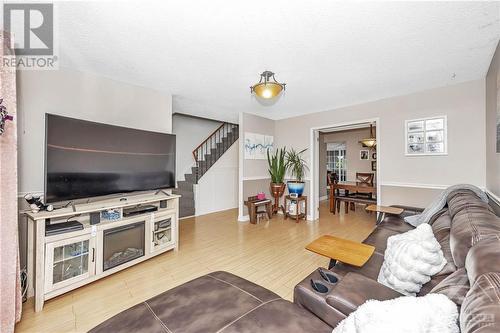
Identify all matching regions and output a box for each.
[363,228,400,254]
[430,268,470,306]
[221,299,332,333]
[418,274,448,296]
[379,215,414,234]
[332,252,385,281]
[90,271,332,333]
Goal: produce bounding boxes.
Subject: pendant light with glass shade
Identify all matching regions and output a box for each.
[250,71,286,99]
[359,123,377,148]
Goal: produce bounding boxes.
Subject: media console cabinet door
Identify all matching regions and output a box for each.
[44,234,96,293]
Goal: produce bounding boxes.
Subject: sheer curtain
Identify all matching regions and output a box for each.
[0,30,22,333]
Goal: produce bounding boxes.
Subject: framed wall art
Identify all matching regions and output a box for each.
[244,132,274,159]
[405,116,447,156]
[360,150,369,160]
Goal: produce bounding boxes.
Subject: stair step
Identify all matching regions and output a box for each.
[179,207,195,218]
[184,173,197,184]
[177,180,194,190]
[172,190,194,200]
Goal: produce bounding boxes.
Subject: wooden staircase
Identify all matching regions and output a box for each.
[173,122,239,217]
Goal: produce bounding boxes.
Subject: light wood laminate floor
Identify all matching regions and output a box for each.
[16,201,376,333]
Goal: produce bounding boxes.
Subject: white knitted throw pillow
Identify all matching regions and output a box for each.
[377,223,447,296]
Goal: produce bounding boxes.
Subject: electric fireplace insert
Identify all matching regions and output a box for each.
[103,222,145,271]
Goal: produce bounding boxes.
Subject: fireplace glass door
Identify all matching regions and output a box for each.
[103,221,145,271]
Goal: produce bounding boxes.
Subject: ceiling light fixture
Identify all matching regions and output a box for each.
[359,124,376,148]
[250,71,286,99]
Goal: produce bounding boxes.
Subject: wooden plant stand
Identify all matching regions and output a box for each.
[270,183,285,215]
[284,195,307,223]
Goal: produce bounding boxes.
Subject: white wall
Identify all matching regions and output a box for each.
[195,140,239,215]
[17,69,172,195]
[274,79,486,210]
[486,41,500,200]
[239,113,275,219]
[172,114,221,181]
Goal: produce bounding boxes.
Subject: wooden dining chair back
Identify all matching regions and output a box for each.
[355,172,374,187]
[353,172,375,200]
[327,171,339,185]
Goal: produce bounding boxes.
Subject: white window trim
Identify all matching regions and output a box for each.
[405,115,448,156]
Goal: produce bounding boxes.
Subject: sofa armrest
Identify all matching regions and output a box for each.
[325,272,402,316]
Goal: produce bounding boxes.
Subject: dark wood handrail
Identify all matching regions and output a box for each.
[192,122,236,161]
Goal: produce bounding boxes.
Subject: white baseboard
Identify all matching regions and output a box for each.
[195,205,238,217]
[319,195,328,201]
[238,214,250,222]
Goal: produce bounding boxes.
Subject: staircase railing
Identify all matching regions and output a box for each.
[192,122,239,181]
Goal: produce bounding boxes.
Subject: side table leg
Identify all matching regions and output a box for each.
[328,259,337,269]
[376,212,385,225]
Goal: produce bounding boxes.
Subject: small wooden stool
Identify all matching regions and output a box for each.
[256,209,269,223]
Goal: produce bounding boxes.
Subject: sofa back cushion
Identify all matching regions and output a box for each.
[429,209,456,275]
[465,238,500,284]
[446,190,500,268]
[430,268,470,306]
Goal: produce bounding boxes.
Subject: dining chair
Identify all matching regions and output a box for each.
[346,172,375,211]
[328,172,346,214]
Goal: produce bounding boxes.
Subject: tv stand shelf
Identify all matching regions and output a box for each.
[25,191,180,312]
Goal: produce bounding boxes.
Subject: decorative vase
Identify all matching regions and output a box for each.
[270,182,286,214]
[287,181,305,196]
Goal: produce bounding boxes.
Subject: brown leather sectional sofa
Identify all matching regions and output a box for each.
[91,189,500,333]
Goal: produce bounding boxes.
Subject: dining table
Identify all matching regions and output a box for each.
[329,181,376,213]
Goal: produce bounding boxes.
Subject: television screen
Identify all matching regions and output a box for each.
[45,114,176,203]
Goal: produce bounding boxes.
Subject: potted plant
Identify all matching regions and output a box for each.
[285,148,308,196]
[267,147,286,213]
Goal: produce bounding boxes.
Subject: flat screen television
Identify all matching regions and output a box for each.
[44,114,176,203]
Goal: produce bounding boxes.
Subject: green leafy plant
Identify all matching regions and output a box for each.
[285,148,309,182]
[267,147,286,184]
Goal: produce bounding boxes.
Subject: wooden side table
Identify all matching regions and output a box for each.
[306,235,375,269]
[284,195,307,223]
[244,197,272,224]
[365,205,404,225]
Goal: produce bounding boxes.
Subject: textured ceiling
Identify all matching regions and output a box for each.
[56,1,500,122]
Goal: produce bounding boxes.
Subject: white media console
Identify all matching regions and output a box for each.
[25,191,180,312]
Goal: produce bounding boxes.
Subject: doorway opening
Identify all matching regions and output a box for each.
[309,119,380,221]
